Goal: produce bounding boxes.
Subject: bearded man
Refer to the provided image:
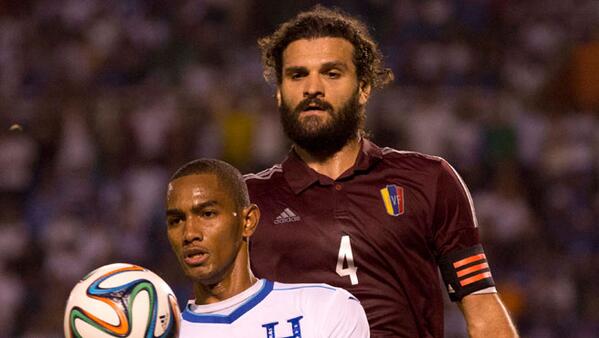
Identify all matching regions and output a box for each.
[244,5,518,338]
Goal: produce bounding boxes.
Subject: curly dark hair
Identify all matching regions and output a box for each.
[258,5,394,89]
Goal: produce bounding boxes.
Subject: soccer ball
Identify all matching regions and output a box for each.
[64,263,181,338]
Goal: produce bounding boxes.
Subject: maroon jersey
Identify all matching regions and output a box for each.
[245,139,495,337]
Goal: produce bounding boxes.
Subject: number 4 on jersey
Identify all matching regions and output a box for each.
[336,235,359,285]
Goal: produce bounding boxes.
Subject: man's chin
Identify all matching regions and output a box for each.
[297,115,337,133]
[186,266,212,282]
[298,113,331,128]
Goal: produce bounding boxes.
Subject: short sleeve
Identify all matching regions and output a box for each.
[432,159,480,254]
[319,289,370,338]
[433,160,496,301]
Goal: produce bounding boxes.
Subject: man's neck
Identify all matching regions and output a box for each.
[294,136,362,180]
[193,250,257,305]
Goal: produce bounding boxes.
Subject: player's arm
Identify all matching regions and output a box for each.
[458,293,519,338]
[438,245,518,338]
[320,289,370,338]
[433,160,518,337]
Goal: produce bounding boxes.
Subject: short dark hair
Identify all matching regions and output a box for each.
[170,158,250,209]
[258,5,393,89]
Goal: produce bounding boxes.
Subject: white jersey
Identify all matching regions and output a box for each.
[179,279,369,338]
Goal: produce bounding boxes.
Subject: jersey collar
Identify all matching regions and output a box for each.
[182,279,274,324]
[282,139,383,194]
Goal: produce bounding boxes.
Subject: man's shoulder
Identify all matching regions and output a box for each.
[243,164,287,198]
[376,147,462,187]
[268,281,367,335]
[244,163,284,184]
[379,146,445,166]
[272,281,340,293]
[271,281,358,304]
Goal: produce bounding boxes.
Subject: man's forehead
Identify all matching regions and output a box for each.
[192,187,202,196]
[282,37,355,65]
[167,174,219,196]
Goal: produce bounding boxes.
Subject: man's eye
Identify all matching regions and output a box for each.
[202,210,217,218]
[168,218,182,226]
[291,73,304,80]
[327,71,341,78]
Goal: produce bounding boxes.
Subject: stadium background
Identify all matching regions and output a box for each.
[0,0,597,336]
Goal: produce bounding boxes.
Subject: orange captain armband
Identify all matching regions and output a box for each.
[438,244,496,301]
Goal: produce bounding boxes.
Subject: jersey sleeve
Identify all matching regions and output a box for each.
[433,159,496,301]
[319,289,370,338]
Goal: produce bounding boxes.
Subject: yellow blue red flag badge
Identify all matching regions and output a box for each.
[380,184,405,216]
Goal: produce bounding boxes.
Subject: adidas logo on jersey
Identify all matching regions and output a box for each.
[274,208,301,224]
[447,284,455,293]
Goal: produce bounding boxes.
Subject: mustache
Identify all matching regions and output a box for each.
[294,97,334,113]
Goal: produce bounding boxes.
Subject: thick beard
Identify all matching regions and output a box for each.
[280,90,364,159]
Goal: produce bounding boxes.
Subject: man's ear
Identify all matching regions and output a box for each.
[358,82,371,106]
[241,204,260,238]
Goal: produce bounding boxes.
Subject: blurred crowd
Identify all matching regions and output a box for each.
[0,0,597,337]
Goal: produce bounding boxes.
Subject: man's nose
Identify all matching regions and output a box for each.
[303,73,324,98]
[183,217,203,243]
